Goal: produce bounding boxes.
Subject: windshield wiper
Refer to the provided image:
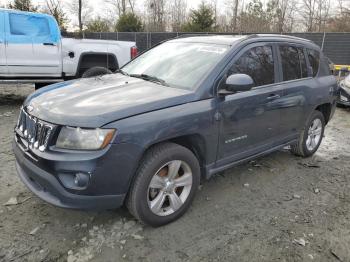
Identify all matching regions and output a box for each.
[115,69,129,76]
[129,74,169,87]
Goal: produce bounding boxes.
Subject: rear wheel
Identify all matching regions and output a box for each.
[81,66,112,78]
[126,143,200,227]
[290,110,325,157]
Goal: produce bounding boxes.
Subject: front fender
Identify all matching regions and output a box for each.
[103,99,219,167]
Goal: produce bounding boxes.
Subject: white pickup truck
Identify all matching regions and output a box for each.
[0,9,137,89]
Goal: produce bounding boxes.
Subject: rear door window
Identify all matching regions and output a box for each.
[279,45,308,81]
[229,45,275,87]
[307,49,320,77]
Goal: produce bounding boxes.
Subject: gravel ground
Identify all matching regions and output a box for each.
[0,85,350,262]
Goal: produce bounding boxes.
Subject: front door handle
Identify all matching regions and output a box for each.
[43,42,55,46]
[267,94,280,100]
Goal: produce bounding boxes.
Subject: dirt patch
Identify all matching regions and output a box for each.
[0,85,349,262]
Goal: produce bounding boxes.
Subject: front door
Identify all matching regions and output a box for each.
[5,12,61,77]
[216,43,285,166]
[0,12,6,74]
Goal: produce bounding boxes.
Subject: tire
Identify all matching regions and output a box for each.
[290,110,325,157]
[126,143,200,227]
[81,66,112,78]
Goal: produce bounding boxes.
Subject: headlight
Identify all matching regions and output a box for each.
[56,127,116,150]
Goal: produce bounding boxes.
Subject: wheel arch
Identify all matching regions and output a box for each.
[76,52,119,77]
[314,103,332,124]
[138,134,208,179]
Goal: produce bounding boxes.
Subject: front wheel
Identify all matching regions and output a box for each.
[290,110,325,157]
[126,143,200,227]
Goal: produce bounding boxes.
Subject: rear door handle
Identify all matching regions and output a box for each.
[43,43,55,46]
[267,94,281,100]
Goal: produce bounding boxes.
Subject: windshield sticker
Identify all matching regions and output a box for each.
[197,46,227,54]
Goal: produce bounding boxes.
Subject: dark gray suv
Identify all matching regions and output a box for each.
[13,35,337,226]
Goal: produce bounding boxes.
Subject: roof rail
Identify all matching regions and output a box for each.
[255,34,312,42]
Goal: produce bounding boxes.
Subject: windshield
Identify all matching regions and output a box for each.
[122,42,229,90]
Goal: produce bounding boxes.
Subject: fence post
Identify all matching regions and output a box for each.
[321,32,326,51]
[149,32,152,49]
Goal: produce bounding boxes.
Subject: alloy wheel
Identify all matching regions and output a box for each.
[306,118,323,151]
[147,160,193,216]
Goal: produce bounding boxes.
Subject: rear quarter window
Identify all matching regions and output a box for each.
[306,49,320,77]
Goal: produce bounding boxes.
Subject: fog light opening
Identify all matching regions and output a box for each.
[58,172,90,190]
[74,172,90,188]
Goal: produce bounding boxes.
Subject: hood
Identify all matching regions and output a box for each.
[25,74,195,127]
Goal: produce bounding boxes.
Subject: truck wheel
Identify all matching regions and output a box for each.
[290,110,325,157]
[126,143,200,227]
[81,67,112,78]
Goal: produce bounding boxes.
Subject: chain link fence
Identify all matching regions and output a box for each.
[64,32,350,65]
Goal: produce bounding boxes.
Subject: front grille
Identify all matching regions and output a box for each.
[16,107,55,152]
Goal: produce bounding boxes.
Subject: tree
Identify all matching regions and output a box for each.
[115,12,143,32]
[182,1,215,32]
[107,0,136,16]
[300,0,318,31]
[325,0,350,32]
[315,0,331,31]
[239,0,272,33]
[68,0,91,36]
[78,0,82,33]
[231,0,240,31]
[145,0,167,31]
[168,0,187,32]
[43,0,67,31]
[85,17,111,32]
[8,0,37,11]
[266,0,297,33]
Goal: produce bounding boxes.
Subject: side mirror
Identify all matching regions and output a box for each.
[219,74,254,95]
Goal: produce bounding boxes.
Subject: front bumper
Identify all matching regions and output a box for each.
[337,87,350,106]
[13,138,143,210]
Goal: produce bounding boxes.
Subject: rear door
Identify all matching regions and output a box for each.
[5,12,61,77]
[276,44,312,140]
[0,11,6,74]
[216,43,285,165]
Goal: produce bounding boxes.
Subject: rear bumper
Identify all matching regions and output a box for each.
[13,139,129,210]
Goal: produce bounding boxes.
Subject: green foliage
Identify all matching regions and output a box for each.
[115,12,143,32]
[239,0,272,33]
[8,0,37,12]
[181,2,215,32]
[85,17,111,33]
